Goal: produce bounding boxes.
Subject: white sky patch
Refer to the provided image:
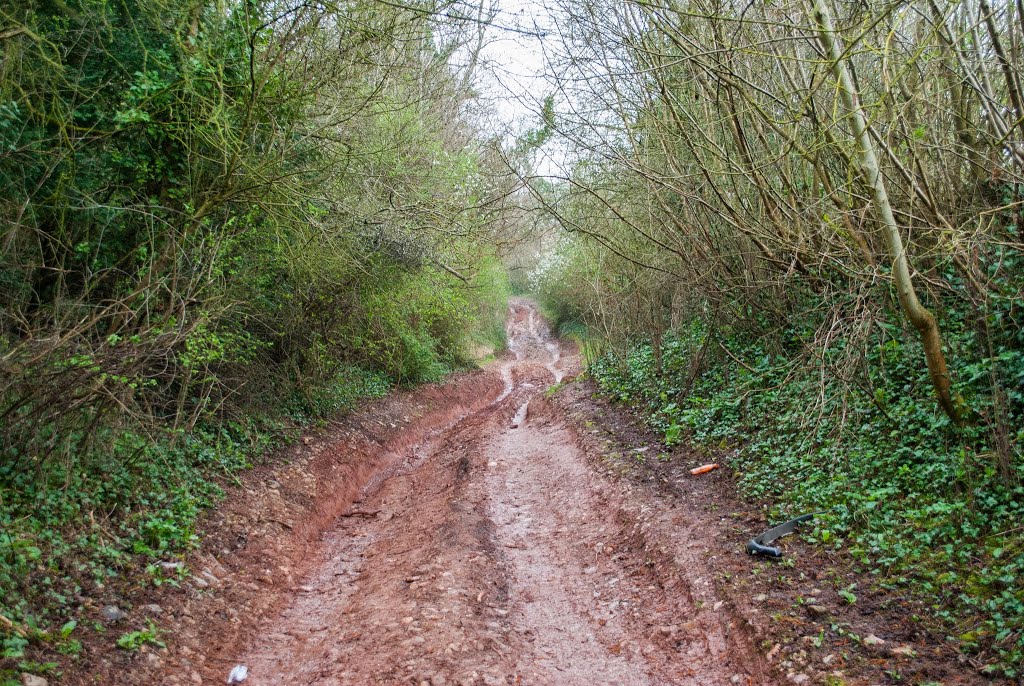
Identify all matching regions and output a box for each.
[455,0,565,176]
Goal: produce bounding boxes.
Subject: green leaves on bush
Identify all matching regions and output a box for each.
[0,0,513,667]
[589,318,1024,674]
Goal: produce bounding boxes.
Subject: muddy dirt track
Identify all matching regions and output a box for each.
[92,298,989,686]
[165,299,771,685]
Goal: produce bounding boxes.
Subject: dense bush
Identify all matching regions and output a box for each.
[528,0,1024,672]
[589,314,1024,675]
[0,0,513,670]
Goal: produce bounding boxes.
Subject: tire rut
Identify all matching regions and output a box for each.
[225,298,772,685]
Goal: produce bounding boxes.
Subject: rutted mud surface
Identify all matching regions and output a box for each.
[77,298,990,686]
[205,299,769,685]
[104,299,776,686]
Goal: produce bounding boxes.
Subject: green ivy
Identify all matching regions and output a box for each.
[589,317,1024,675]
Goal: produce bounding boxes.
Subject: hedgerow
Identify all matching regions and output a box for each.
[0,0,513,675]
[589,313,1024,676]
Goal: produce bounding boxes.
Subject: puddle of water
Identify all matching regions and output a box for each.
[511,401,529,428]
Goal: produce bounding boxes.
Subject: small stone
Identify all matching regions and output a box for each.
[141,604,164,616]
[145,652,163,667]
[730,676,743,685]
[821,654,836,666]
[227,664,248,684]
[193,577,210,589]
[206,557,230,577]
[806,604,829,618]
[753,594,768,603]
[862,634,886,648]
[101,605,126,623]
[788,674,810,685]
[713,601,724,611]
[891,645,917,657]
[20,675,48,686]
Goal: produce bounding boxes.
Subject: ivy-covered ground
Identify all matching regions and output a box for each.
[587,320,1024,677]
[0,365,393,682]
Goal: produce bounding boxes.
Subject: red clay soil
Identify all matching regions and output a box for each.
[212,299,767,685]
[67,299,997,685]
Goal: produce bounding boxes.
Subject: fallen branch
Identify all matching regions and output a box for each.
[0,614,27,637]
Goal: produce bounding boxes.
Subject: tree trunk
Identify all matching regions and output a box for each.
[811,0,960,421]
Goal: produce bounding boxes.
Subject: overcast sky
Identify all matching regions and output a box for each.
[459,0,566,175]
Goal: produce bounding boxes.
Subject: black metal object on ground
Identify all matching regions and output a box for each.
[746,512,822,557]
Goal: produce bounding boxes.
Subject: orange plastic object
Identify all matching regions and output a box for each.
[689,463,719,475]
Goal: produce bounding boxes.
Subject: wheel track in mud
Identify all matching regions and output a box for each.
[205,298,773,685]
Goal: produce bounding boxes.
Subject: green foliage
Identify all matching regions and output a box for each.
[0,419,264,646]
[0,0,513,668]
[116,621,164,651]
[467,256,513,357]
[515,95,557,158]
[589,315,1024,675]
[286,364,392,424]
